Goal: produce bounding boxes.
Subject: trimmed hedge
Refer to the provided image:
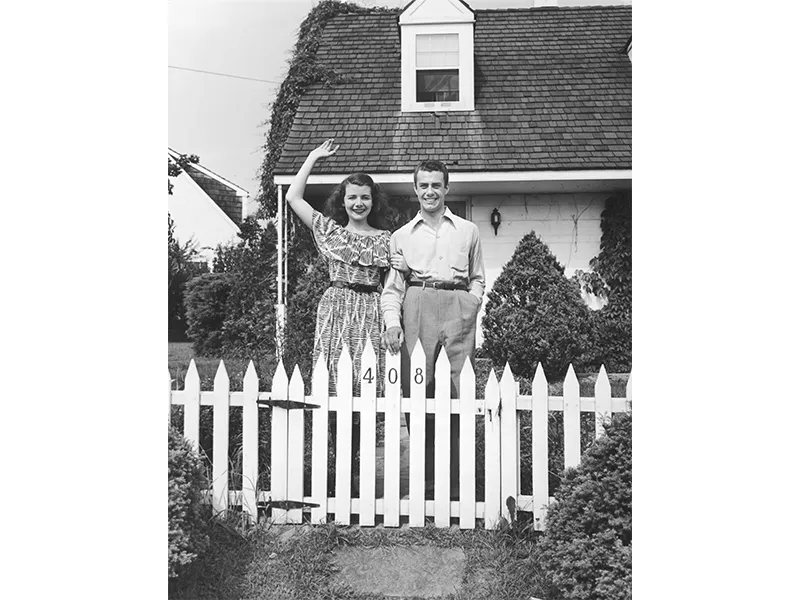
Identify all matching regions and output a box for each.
[481,231,595,380]
[168,426,210,578]
[534,413,632,600]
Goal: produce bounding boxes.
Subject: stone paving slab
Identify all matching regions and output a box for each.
[331,545,466,598]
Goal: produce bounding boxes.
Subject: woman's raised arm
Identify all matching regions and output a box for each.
[284,139,339,229]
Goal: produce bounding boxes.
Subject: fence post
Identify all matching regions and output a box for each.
[241,361,259,523]
[408,340,427,527]
[359,339,377,526]
[563,364,581,469]
[434,349,452,527]
[334,347,354,525]
[500,363,518,524]
[595,365,612,439]
[383,348,402,527]
[310,355,329,525]
[183,359,200,451]
[212,361,230,514]
[484,369,501,529]
[532,363,549,531]
[270,360,289,524]
[287,365,305,523]
[459,357,476,529]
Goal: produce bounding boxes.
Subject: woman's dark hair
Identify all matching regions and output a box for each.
[323,172,390,230]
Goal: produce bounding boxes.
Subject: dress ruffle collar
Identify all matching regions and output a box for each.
[314,212,391,267]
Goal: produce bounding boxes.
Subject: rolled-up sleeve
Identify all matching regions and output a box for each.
[468,224,486,301]
[381,233,406,329]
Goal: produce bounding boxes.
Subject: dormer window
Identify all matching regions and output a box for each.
[416,34,460,102]
[399,0,475,112]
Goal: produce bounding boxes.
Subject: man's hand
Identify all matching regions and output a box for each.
[381,326,404,355]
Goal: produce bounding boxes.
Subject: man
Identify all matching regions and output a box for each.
[381,159,485,496]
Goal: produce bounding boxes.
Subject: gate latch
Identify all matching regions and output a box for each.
[257,398,320,410]
[258,499,320,510]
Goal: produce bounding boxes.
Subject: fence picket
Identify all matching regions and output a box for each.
[595,365,612,439]
[183,359,200,451]
[310,355,329,524]
[270,360,289,523]
[433,349,452,527]
[484,369,501,529]
[408,340,426,527]
[532,363,549,531]
[563,364,581,469]
[459,357,476,529]
[242,361,259,522]
[168,370,173,424]
[212,361,230,514]
[383,349,401,527]
[500,363,518,524]
[334,347,354,525]
[625,371,633,411]
[287,365,305,523]
[359,339,377,526]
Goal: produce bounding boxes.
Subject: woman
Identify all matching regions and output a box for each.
[286,139,403,392]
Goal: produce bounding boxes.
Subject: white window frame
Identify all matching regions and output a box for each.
[401,22,474,112]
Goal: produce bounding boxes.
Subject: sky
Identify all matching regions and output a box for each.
[169,0,630,209]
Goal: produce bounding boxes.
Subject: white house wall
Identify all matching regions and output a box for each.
[451,192,607,346]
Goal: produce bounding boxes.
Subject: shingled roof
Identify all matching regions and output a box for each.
[274,5,631,177]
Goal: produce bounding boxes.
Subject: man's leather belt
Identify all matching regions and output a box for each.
[330,280,380,294]
[407,280,468,291]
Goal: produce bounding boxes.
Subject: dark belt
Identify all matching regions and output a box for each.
[329,280,380,294]
[407,280,468,291]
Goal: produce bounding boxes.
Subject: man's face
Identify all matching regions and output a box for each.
[413,170,448,215]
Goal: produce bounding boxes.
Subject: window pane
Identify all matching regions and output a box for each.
[416,69,459,102]
[416,33,459,68]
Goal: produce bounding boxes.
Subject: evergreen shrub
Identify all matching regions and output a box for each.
[168,426,210,578]
[184,272,236,356]
[481,231,595,380]
[534,413,632,600]
[575,193,632,372]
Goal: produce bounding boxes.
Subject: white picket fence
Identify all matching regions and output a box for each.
[169,339,631,531]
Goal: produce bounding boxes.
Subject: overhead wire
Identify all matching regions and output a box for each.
[169,65,280,84]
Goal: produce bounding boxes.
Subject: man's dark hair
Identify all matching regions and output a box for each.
[413,160,449,187]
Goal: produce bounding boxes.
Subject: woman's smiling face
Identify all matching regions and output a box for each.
[343,184,373,223]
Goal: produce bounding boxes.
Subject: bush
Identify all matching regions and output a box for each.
[168,426,210,578]
[534,413,632,600]
[283,255,329,384]
[168,214,207,341]
[481,231,595,380]
[575,193,632,372]
[184,272,237,356]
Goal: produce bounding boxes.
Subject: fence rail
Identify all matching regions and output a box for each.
[169,339,631,530]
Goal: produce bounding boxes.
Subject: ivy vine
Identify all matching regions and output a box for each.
[255,0,395,218]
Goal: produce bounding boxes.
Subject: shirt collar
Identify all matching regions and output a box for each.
[410,206,456,229]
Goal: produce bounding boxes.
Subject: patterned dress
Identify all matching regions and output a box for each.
[311,211,391,394]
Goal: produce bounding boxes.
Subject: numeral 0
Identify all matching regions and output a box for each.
[387,368,398,384]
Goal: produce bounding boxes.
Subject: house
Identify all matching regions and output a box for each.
[168,148,250,265]
[271,0,631,344]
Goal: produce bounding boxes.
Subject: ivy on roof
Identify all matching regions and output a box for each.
[256,0,396,218]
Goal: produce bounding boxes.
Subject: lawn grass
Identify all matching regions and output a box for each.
[169,517,548,600]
